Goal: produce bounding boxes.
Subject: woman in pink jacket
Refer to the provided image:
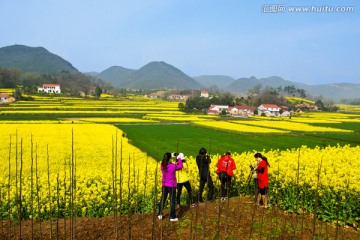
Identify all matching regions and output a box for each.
[158,152,183,222]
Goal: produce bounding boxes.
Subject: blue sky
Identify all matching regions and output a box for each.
[1,0,359,85]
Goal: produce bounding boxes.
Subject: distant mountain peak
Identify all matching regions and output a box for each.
[94,61,201,89]
[0,44,78,74]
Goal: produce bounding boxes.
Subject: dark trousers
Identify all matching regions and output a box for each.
[254,178,259,202]
[158,186,176,219]
[220,176,232,198]
[199,174,214,202]
[177,181,193,205]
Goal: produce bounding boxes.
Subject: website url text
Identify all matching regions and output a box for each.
[262,5,355,13]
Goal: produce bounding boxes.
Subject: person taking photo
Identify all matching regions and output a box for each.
[216,152,236,200]
[196,147,214,202]
[158,152,183,222]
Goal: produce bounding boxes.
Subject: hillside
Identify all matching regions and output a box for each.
[96,66,136,88]
[0,45,78,74]
[220,76,360,100]
[193,75,235,89]
[95,61,201,89]
[127,61,201,89]
[1,44,359,100]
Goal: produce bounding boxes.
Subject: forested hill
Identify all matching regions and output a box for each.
[94,61,201,89]
[0,45,78,74]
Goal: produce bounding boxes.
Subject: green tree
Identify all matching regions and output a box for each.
[14,88,23,100]
[95,86,102,98]
[178,102,185,111]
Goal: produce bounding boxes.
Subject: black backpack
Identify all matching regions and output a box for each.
[218,160,229,181]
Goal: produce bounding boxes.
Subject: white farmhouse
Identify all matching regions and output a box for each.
[0,94,15,104]
[0,93,9,101]
[229,105,256,116]
[258,104,280,116]
[200,90,209,98]
[38,84,61,94]
[207,104,229,114]
[0,93,9,103]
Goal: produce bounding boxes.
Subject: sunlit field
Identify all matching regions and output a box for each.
[0,123,359,227]
[0,123,158,219]
[0,94,360,228]
[231,120,353,133]
[193,120,290,134]
[337,104,360,112]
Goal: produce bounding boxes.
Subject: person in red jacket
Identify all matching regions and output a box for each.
[216,152,236,200]
[255,156,270,208]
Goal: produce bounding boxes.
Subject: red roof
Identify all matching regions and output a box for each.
[208,109,219,113]
[43,84,60,87]
[261,104,280,108]
[0,94,10,98]
[234,105,255,110]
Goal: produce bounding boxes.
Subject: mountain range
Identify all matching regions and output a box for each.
[1,44,359,100]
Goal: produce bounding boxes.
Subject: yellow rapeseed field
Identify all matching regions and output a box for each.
[0,123,158,218]
[193,120,289,134]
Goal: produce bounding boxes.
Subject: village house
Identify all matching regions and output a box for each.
[145,93,160,99]
[167,94,191,101]
[38,84,61,94]
[0,93,15,104]
[296,103,319,111]
[0,93,9,102]
[258,104,281,116]
[229,105,256,116]
[200,90,209,98]
[281,111,291,117]
[207,104,229,115]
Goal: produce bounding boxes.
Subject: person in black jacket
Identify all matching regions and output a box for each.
[196,147,214,202]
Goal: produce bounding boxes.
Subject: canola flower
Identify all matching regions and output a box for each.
[193,120,289,134]
[303,112,360,119]
[337,104,360,112]
[233,120,352,133]
[0,120,84,124]
[77,117,158,123]
[0,88,15,94]
[143,114,214,122]
[184,145,360,226]
[285,96,315,105]
[286,118,342,124]
[0,123,359,226]
[0,123,159,219]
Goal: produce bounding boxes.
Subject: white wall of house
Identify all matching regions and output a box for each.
[200,91,209,98]
[38,84,61,94]
[258,104,280,116]
[0,94,9,101]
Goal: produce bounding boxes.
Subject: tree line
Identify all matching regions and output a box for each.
[181,85,338,113]
[0,67,115,98]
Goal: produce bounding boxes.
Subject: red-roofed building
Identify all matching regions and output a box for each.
[167,94,191,101]
[229,105,256,116]
[0,93,9,101]
[207,109,220,115]
[258,104,280,116]
[200,90,209,98]
[207,104,229,115]
[0,93,15,104]
[38,84,61,94]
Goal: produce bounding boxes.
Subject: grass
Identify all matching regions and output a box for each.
[310,122,360,132]
[116,123,360,160]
